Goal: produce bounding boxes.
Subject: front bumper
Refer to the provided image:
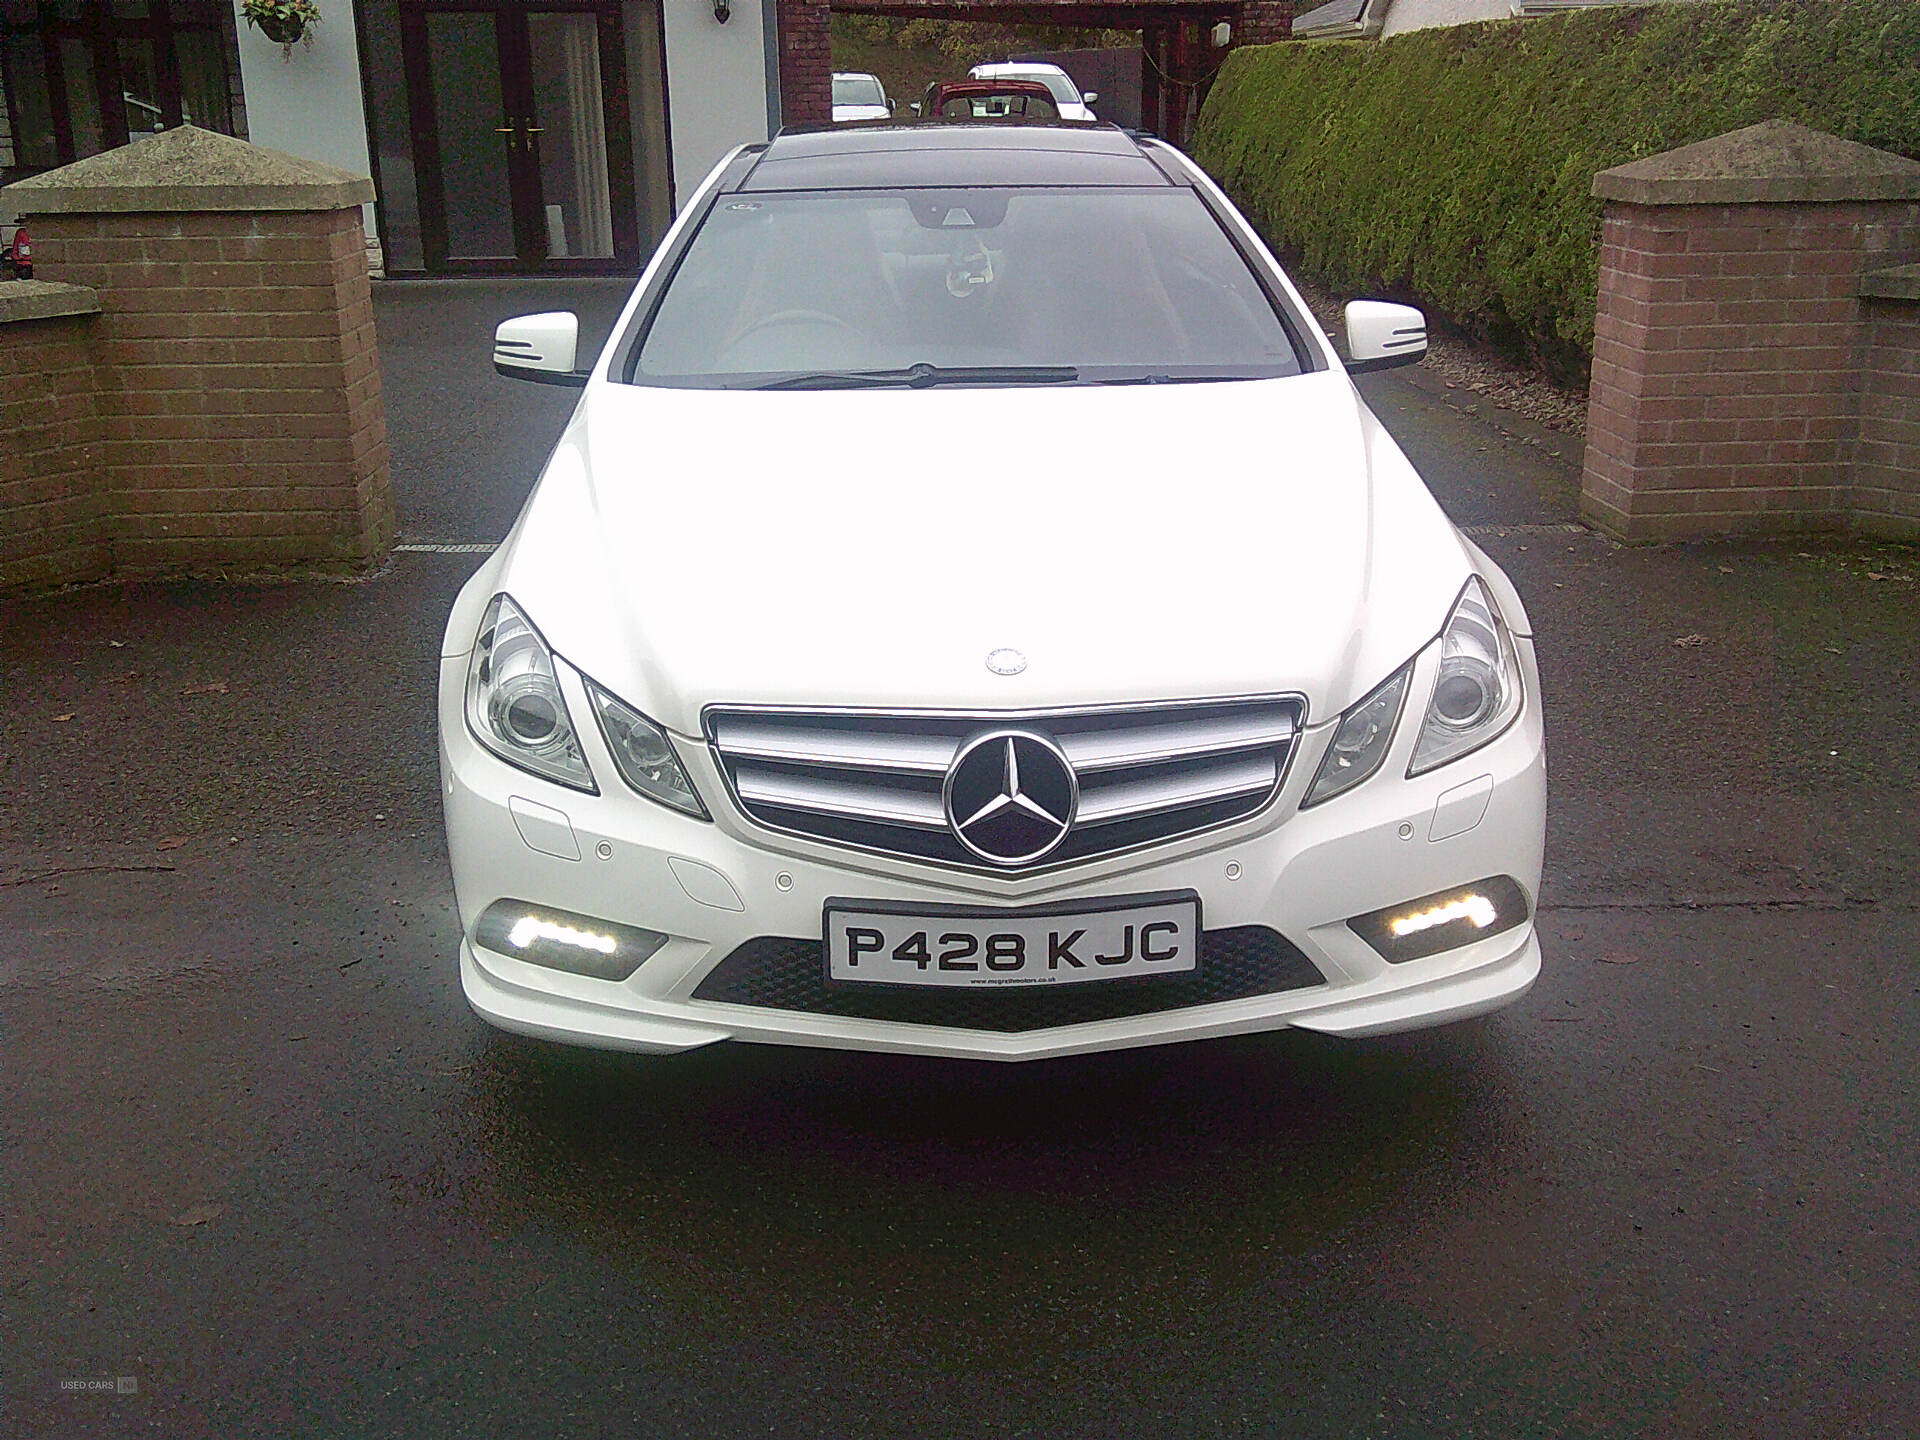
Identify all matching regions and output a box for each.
[439,639,1547,1061]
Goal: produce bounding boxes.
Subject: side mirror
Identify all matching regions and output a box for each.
[1082,90,1099,105]
[910,100,922,116]
[1343,301,1426,373]
[494,311,586,387]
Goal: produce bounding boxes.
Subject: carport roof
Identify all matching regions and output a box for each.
[739,124,1168,191]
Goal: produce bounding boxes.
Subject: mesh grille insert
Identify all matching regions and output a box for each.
[691,926,1325,1033]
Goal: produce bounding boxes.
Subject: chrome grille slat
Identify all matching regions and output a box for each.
[732,765,949,830]
[707,698,1303,870]
[710,718,956,774]
[1076,754,1278,826]
[1057,713,1295,772]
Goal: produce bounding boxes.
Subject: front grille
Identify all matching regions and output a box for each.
[706,698,1302,870]
[691,926,1325,1032]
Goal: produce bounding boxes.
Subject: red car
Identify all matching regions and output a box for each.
[914,79,1061,122]
[2,223,29,280]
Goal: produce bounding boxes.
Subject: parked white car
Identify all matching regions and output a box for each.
[831,72,892,123]
[450,125,1546,1060]
[967,61,1096,120]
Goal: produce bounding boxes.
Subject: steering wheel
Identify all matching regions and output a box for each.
[731,309,863,342]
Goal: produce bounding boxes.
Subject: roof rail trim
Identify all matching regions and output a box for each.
[1134,135,1199,188]
[719,144,772,195]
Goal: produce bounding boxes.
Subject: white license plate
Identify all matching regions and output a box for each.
[825,894,1200,988]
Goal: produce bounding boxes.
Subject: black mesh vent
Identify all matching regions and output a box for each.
[690,926,1325,1033]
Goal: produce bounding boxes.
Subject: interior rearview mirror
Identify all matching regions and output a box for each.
[1343,301,1427,373]
[494,311,586,387]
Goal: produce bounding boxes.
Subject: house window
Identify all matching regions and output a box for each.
[0,0,239,179]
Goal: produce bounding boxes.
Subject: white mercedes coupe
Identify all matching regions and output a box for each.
[441,123,1547,1060]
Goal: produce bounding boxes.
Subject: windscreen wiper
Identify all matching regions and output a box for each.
[754,362,1079,391]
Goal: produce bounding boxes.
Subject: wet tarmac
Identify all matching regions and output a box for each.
[4,281,1916,1437]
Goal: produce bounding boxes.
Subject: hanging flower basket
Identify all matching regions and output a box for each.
[242,0,321,58]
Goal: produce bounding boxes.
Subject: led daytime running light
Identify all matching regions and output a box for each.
[508,916,617,955]
[474,900,669,981]
[1388,894,1498,938]
[1347,876,1530,964]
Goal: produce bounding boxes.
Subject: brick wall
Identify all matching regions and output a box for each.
[1583,198,1920,540]
[1852,297,1920,534]
[1235,1,1296,44]
[777,0,832,129]
[0,307,108,590]
[26,208,393,574]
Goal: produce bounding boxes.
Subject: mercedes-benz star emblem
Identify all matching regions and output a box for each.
[943,730,1078,866]
[985,648,1027,676]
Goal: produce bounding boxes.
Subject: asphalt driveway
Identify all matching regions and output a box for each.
[3,280,1916,1438]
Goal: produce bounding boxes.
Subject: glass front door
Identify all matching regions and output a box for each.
[526,12,615,261]
[401,1,636,273]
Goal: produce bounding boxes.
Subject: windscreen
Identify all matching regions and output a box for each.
[832,75,885,106]
[1010,70,1081,105]
[940,91,1058,119]
[630,188,1305,387]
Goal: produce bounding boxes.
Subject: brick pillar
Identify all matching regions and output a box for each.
[0,284,107,591]
[1,125,393,576]
[777,0,832,130]
[1235,1,1297,44]
[1851,268,1920,537]
[1582,121,1920,542]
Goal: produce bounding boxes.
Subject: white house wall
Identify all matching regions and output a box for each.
[1380,0,1705,36]
[661,0,776,209]
[233,0,379,261]
[1379,0,1515,36]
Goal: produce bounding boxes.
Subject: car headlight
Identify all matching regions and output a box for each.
[1409,576,1523,776]
[465,595,596,792]
[585,679,708,818]
[1302,662,1411,808]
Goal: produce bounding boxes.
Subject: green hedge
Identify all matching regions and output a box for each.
[1191,0,1920,383]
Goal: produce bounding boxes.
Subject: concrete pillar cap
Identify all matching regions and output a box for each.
[0,279,101,324]
[1,125,374,217]
[1592,120,1920,206]
[1860,264,1920,302]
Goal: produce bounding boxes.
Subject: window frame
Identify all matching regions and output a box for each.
[1,0,235,181]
